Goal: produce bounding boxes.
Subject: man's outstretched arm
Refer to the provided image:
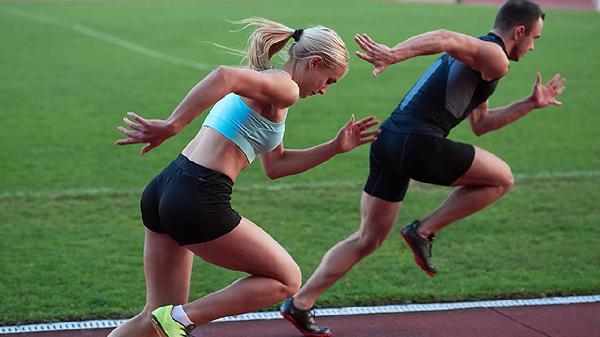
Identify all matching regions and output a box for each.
[355,29,508,80]
[468,73,566,136]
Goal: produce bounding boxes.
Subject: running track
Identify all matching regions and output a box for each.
[4,302,599,337]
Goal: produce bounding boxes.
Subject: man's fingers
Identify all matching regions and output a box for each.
[373,66,385,77]
[115,137,142,146]
[117,126,143,139]
[354,35,374,52]
[552,99,563,107]
[355,51,374,63]
[123,117,143,131]
[362,34,378,45]
[127,112,147,125]
[535,72,542,86]
[547,75,561,87]
[555,86,566,96]
[140,143,157,156]
[551,77,566,90]
[345,114,356,128]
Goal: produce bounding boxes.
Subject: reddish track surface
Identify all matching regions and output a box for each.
[4,302,599,337]
[460,0,596,10]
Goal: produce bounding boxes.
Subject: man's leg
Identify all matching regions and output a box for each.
[418,146,514,236]
[401,146,514,276]
[280,192,401,336]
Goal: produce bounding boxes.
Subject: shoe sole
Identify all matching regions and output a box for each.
[281,312,332,337]
[151,314,169,337]
[401,231,436,277]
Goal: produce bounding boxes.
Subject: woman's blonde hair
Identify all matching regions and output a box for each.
[234,17,349,71]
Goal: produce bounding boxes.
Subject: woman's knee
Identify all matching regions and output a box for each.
[269,260,302,299]
[285,262,302,296]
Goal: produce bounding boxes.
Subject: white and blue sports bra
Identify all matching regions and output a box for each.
[202,93,286,163]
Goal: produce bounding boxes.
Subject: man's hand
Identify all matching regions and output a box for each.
[355,34,395,77]
[530,72,566,109]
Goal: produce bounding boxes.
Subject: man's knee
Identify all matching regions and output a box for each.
[498,164,514,194]
[354,227,391,257]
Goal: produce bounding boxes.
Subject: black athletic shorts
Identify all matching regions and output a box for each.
[140,154,242,245]
[364,130,475,202]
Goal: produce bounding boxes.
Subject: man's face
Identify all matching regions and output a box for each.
[510,17,544,61]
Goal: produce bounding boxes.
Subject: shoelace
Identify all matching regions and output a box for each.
[302,308,317,325]
[184,324,196,335]
[426,235,435,257]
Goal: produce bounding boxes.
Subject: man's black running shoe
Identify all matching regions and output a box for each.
[280,298,331,337]
[401,220,437,276]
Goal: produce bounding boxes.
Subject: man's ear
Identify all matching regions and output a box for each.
[513,25,526,40]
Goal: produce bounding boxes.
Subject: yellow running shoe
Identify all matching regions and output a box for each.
[151,305,196,337]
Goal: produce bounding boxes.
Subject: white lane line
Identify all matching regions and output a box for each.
[1,294,599,333]
[0,6,211,70]
[0,170,598,200]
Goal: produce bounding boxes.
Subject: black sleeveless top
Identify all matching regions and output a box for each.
[381,32,508,138]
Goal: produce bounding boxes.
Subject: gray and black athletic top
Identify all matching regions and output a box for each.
[381,32,508,138]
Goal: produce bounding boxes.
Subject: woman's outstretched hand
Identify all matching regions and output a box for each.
[335,115,381,153]
[115,112,177,156]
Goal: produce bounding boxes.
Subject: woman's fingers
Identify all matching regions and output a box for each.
[360,130,381,138]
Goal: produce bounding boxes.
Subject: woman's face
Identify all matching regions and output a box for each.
[296,57,347,98]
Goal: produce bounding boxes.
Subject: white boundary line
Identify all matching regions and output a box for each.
[1,170,599,200]
[0,6,211,70]
[1,295,599,334]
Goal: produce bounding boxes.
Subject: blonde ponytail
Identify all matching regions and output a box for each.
[233,17,349,71]
[235,17,295,70]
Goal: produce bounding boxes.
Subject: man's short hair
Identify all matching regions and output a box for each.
[493,0,545,34]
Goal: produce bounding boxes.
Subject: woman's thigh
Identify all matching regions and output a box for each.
[184,217,299,282]
[143,228,194,309]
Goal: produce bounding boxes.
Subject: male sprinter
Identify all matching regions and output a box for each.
[280,1,565,336]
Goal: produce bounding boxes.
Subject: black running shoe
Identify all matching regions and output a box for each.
[280,298,331,337]
[401,220,437,277]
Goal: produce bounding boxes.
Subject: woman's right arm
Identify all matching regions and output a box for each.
[116,67,298,155]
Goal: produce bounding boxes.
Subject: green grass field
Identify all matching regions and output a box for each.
[1,0,599,325]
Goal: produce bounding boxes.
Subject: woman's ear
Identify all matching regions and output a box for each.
[308,55,324,69]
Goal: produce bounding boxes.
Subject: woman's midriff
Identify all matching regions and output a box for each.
[181,127,249,182]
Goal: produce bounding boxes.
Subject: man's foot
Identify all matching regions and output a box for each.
[280,298,332,337]
[401,220,437,276]
[151,305,196,337]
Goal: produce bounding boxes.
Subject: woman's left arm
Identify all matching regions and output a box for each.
[259,115,380,179]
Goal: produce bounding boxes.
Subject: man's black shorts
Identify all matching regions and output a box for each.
[364,130,475,202]
[140,154,242,245]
